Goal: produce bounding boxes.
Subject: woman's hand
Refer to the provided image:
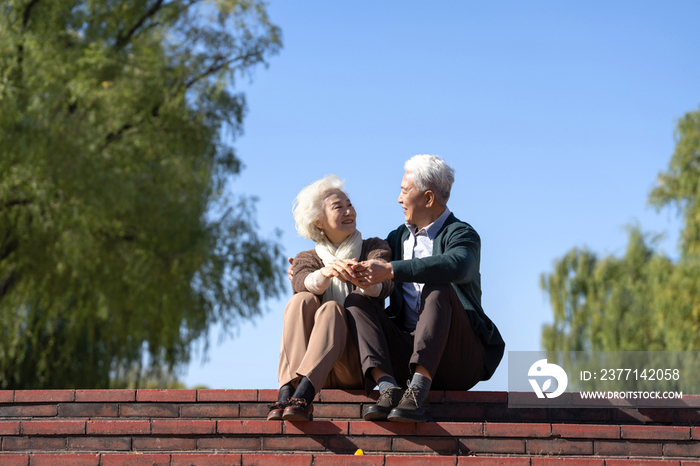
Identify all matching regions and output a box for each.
[320,258,358,282]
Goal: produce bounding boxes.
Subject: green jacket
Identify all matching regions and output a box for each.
[385,213,505,380]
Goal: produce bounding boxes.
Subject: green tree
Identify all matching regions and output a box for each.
[541,107,700,352]
[0,0,284,389]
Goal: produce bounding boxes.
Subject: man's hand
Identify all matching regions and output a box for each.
[354,259,393,287]
[287,257,294,284]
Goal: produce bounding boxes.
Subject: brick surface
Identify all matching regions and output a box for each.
[484,406,548,422]
[58,403,119,418]
[527,438,593,456]
[0,391,14,403]
[315,403,362,419]
[417,422,482,437]
[0,405,58,417]
[197,389,257,402]
[445,391,508,403]
[29,454,100,466]
[0,454,29,466]
[459,437,525,454]
[613,408,675,424]
[101,453,170,466]
[314,454,386,466]
[74,390,135,403]
[675,410,700,425]
[14,390,74,403]
[2,437,67,451]
[242,453,312,466]
[132,437,197,451]
[67,437,131,451]
[22,420,85,435]
[428,391,446,403]
[484,422,550,437]
[606,460,682,466]
[325,436,392,453]
[262,436,326,451]
[387,456,457,466]
[348,421,416,436]
[87,420,150,435]
[665,442,700,457]
[239,403,271,418]
[531,459,604,466]
[318,390,375,403]
[0,421,21,435]
[547,408,612,423]
[119,403,179,418]
[181,403,240,418]
[257,390,278,403]
[622,424,690,440]
[171,453,243,466]
[391,436,458,454]
[551,424,620,439]
[459,458,530,466]
[218,420,282,435]
[197,437,262,451]
[151,419,216,435]
[595,440,663,457]
[430,404,485,421]
[284,421,348,436]
[136,389,196,403]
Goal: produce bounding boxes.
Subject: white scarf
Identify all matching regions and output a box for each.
[315,230,363,304]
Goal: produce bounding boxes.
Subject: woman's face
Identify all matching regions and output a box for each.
[314,189,357,244]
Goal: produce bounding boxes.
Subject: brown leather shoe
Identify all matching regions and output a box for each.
[282,397,313,421]
[267,402,287,421]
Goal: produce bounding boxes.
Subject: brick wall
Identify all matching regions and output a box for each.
[1,389,700,465]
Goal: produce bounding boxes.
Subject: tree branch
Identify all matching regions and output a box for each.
[115,0,165,49]
[22,0,41,30]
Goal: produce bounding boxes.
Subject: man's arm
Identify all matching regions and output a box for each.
[357,225,480,287]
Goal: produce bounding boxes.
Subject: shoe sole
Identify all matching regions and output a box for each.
[363,410,389,421]
[282,413,313,421]
[387,409,431,423]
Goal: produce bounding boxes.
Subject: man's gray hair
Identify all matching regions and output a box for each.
[404,154,455,205]
[292,174,348,243]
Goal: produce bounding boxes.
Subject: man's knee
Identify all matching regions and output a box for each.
[420,284,459,316]
[344,291,378,314]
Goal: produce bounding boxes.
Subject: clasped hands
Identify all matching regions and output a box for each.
[288,258,393,289]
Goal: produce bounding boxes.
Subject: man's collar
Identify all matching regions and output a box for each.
[405,206,451,239]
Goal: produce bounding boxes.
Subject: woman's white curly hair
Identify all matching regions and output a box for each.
[293,174,349,242]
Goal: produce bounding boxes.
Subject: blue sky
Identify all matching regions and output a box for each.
[183,1,700,391]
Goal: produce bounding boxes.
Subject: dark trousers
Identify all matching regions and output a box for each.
[345,284,485,391]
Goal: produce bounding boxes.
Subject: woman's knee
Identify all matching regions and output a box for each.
[284,292,321,317]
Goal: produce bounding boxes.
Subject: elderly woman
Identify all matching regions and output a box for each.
[268,174,393,421]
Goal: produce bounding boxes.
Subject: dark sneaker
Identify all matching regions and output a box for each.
[363,386,403,421]
[387,385,432,422]
[282,397,313,421]
[267,401,287,421]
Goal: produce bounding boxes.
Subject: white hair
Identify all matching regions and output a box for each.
[404,154,455,205]
[292,174,349,242]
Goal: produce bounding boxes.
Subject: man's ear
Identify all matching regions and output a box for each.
[425,190,435,207]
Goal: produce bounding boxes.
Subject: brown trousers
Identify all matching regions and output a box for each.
[345,284,485,390]
[278,292,364,391]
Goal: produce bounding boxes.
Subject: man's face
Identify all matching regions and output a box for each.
[398,171,427,227]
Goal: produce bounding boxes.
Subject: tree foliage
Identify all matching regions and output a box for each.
[542,107,700,352]
[0,0,284,389]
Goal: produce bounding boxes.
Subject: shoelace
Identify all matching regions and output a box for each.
[402,386,422,407]
[379,387,398,402]
[287,397,309,408]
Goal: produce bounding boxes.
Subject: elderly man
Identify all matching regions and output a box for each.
[345,154,505,423]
